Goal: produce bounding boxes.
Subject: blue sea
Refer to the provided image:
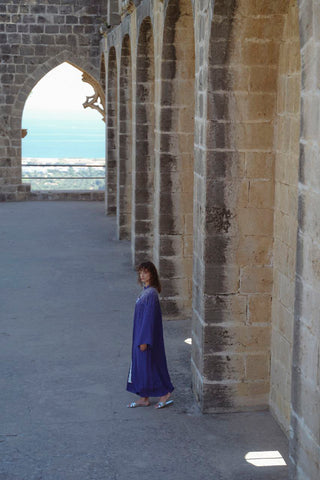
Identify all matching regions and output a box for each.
[22,116,105,159]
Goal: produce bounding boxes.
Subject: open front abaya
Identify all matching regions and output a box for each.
[127,286,174,397]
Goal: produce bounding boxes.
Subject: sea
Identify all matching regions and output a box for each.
[22,115,105,159]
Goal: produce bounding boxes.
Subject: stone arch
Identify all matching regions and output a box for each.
[117,34,132,240]
[106,46,118,215]
[13,51,100,117]
[157,0,195,317]
[8,52,100,196]
[192,0,301,415]
[132,17,155,266]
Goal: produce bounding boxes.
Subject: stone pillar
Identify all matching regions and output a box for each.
[156,0,195,318]
[270,1,301,435]
[289,3,320,478]
[132,17,155,266]
[106,47,118,215]
[191,0,211,409]
[192,0,287,412]
[117,35,132,240]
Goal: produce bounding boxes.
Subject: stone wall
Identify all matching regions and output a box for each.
[0,0,106,201]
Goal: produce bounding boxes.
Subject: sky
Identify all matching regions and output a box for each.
[22,62,106,158]
[22,62,104,121]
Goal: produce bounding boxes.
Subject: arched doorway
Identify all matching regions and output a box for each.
[22,62,105,192]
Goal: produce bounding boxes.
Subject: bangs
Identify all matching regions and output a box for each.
[138,262,152,272]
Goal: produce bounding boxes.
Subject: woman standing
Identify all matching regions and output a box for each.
[127,261,174,409]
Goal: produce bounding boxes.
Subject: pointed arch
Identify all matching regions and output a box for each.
[8,52,101,196]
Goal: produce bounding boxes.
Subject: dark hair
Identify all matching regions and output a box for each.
[137,261,161,293]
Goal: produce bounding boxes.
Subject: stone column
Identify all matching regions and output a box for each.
[117,35,132,240]
[106,46,118,215]
[192,0,284,412]
[156,0,195,318]
[289,3,320,478]
[132,16,155,266]
[269,1,301,435]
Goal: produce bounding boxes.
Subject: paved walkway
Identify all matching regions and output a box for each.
[0,202,288,480]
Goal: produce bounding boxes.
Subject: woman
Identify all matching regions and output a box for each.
[127,261,174,409]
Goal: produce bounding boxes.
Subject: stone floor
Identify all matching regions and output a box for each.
[0,201,289,480]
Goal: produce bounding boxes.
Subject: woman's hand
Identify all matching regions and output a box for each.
[139,343,148,351]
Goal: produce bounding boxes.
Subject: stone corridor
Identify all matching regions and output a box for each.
[0,201,288,480]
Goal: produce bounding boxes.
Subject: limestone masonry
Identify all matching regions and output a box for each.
[0,1,319,479]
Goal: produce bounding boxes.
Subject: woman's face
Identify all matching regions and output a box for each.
[139,268,151,286]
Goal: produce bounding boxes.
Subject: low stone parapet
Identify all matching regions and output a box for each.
[28,190,104,201]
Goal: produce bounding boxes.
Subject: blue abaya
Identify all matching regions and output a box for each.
[127,286,174,397]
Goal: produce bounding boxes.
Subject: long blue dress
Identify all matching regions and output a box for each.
[127,286,174,397]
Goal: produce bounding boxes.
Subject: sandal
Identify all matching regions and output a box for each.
[127,401,150,408]
[155,399,174,409]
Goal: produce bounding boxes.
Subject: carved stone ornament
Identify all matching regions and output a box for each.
[82,72,106,122]
[121,0,136,16]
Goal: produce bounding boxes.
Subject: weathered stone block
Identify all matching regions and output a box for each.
[161,297,186,318]
[240,266,273,294]
[204,354,245,382]
[158,234,182,258]
[233,381,269,409]
[243,41,280,67]
[248,294,271,324]
[204,324,271,354]
[207,121,233,150]
[203,235,230,265]
[204,265,239,295]
[238,207,273,236]
[202,382,236,412]
[236,123,274,150]
[237,235,273,266]
[159,256,184,279]
[161,277,189,297]
[246,354,270,381]
[204,293,247,322]
[249,180,274,208]
[246,152,274,179]
[205,206,234,235]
